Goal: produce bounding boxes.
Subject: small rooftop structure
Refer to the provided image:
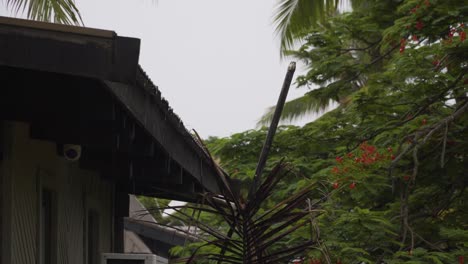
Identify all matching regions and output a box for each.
[124,195,196,259]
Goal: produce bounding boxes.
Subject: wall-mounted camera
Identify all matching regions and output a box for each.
[63,144,81,161]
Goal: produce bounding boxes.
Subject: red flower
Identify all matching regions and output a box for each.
[391,154,396,160]
[415,20,424,30]
[336,156,343,163]
[400,38,406,53]
[448,31,454,38]
[459,255,464,264]
[332,167,340,174]
[412,35,418,41]
[432,60,440,67]
[446,30,454,44]
[347,152,354,158]
[410,8,417,14]
[365,145,376,154]
[403,175,411,181]
[333,182,339,189]
[387,147,393,153]
[349,182,356,189]
[460,31,466,42]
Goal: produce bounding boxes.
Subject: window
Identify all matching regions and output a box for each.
[40,189,57,264]
[87,210,100,264]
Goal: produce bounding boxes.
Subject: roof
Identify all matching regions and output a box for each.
[0,16,220,200]
[125,195,196,258]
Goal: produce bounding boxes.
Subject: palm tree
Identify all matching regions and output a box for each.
[260,0,344,126]
[260,0,377,125]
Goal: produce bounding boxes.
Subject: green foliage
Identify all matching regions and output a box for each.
[208,1,468,262]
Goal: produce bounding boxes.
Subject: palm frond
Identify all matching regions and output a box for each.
[273,0,340,54]
[148,160,328,264]
[5,0,83,25]
[257,87,336,126]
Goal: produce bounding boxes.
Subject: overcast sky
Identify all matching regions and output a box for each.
[1,0,316,137]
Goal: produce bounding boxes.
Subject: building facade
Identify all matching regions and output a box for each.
[0,16,220,264]
[1,122,114,264]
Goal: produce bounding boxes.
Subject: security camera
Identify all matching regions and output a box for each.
[63,144,81,161]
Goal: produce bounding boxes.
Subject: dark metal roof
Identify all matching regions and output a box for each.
[0,16,115,37]
[0,16,220,199]
[126,195,196,248]
[0,16,139,84]
[125,218,196,247]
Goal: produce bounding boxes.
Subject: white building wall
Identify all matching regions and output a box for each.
[0,122,114,264]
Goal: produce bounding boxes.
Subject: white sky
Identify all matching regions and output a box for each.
[1,0,317,137]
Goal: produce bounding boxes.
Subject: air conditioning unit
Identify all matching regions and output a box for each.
[101,253,168,264]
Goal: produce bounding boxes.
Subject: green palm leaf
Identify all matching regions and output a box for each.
[257,87,336,126]
[5,0,83,25]
[273,0,340,53]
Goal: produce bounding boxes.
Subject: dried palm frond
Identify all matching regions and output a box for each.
[151,160,327,264]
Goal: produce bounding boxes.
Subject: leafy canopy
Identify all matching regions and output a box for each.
[210,0,468,262]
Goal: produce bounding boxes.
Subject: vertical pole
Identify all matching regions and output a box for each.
[248,62,296,201]
[113,189,129,253]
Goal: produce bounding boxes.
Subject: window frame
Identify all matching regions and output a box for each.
[39,188,58,264]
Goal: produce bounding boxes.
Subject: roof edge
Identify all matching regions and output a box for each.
[0,16,115,38]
